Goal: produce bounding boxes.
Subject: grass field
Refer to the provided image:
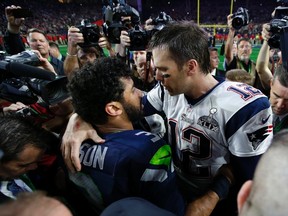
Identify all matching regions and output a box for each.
[59,45,262,71]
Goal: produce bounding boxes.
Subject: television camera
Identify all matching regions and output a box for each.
[0,51,69,106]
[102,0,140,43]
[268,5,288,49]
[128,12,173,51]
[269,0,288,69]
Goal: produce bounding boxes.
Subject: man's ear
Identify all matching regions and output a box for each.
[237,180,253,213]
[270,78,273,88]
[186,59,198,76]
[105,102,123,116]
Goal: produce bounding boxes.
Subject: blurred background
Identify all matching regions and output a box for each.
[0,0,279,68]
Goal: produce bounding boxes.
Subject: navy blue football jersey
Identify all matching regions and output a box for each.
[69,130,185,216]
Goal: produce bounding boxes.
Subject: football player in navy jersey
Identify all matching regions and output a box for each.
[66,57,185,215]
[62,21,272,216]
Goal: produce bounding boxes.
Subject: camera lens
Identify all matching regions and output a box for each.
[268,34,281,49]
[232,16,244,30]
[86,29,100,44]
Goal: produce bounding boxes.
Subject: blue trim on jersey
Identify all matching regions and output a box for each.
[231,154,261,180]
[185,78,225,105]
[142,95,160,116]
[225,97,270,140]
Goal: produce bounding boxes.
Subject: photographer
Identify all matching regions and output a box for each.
[49,42,66,62]
[115,29,156,92]
[4,5,64,76]
[225,10,269,96]
[115,12,172,91]
[256,8,288,134]
[113,14,172,138]
[255,23,275,90]
[256,3,287,91]
[64,25,114,78]
[3,5,26,55]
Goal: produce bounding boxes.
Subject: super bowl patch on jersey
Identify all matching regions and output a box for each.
[197,108,219,132]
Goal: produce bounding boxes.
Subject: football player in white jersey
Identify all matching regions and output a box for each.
[61,21,273,216]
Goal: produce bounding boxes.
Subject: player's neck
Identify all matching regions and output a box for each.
[96,121,134,134]
[186,73,219,99]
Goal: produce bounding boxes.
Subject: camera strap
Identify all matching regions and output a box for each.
[237,59,252,74]
[126,48,131,65]
[145,51,152,83]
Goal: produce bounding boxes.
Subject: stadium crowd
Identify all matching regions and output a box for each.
[0,0,278,47]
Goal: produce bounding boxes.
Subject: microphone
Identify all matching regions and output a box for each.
[0,61,56,81]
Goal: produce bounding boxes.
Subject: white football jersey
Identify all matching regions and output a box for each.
[145,81,273,193]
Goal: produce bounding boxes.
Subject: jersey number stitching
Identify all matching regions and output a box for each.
[169,120,212,178]
[227,83,262,101]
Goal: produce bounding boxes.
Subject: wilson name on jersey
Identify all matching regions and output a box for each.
[69,130,185,215]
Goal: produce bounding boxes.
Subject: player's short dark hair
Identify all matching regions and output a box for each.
[49,41,60,50]
[27,28,47,37]
[0,116,54,163]
[208,47,218,52]
[68,57,133,125]
[148,21,210,74]
[273,64,288,87]
[78,45,104,58]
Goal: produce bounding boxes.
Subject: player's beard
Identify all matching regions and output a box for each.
[122,102,144,123]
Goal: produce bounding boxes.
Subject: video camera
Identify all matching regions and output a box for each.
[151,12,173,33]
[4,50,41,66]
[0,51,69,106]
[102,0,140,43]
[77,19,101,48]
[128,12,173,51]
[269,0,288,69]
[268,6,288,49]
[231,7,250,30]
[27,76,69,106]
[128,24,150,51]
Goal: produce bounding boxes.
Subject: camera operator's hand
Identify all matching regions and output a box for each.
[32,49,57,74]
[67,27,84,56]
[227,14,235,31]
[114,30,130,58]
[5,5,25,34]
[120,30,131,47]
[261,23,271,42]
[144,18,155,31]
[39,58,57,75]
[98,36,115,56]
[3,102,27,115]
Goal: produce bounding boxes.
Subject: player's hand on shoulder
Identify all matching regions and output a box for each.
[61,113,105,173]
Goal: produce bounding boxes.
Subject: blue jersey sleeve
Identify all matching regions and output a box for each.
[142,95,159,116]
[230,154,261,181]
